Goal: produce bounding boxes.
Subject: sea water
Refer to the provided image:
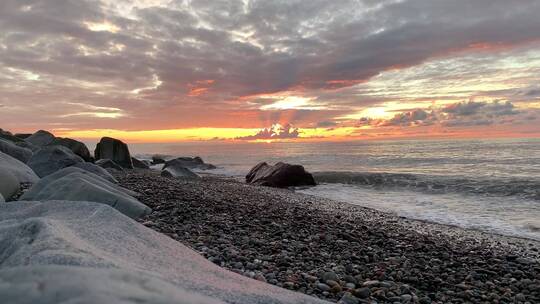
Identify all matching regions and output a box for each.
[129,138,540,241]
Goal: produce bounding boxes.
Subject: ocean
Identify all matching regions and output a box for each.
[128,138,540,241]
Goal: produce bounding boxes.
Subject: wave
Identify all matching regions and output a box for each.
[313,171,540,201]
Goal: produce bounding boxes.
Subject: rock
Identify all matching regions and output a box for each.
[0,169,19,200]
[353,287,371,299]
[20,169,150,219]
[338,293,360,304]
[152,155,167,164]
[164,157,216,170]
[27,145,83,177]
[72,162,118,184]
[14,133,32,139]
[94,137,133,169]
[132,157,150,169]
[0,128,26,143]
[317,283,331,292]
[48,137,92,161]
[22,167,135,198]
[161,165,200,180]
[245,162,316,188]
[96,159,124,171]
[25,130,55,146]
[0,151,39,184]
[321,271,339,282]
[0,193,3,202]
[0,201,330,304]
[362,280,380,287]
[0,138,33,163]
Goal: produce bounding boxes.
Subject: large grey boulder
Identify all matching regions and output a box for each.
[0,138,33,163]
[0,201,329,304]
[161,165,200,179]
[27,145,83,177]
[22,167,134,198]
[0,151,39,184]
[96,158,124,171]
[165,156,216,170]
[73,162,118,183]
[94,137,133,169]
[246,162,316,188]
[48,137,92,161]
[20,171,149,219]
[25,130,55,146]
[0,169,19,200]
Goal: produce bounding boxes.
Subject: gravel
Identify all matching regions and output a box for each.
[116,170,540,303]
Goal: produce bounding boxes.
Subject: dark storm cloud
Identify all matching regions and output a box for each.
[1,0,540,132]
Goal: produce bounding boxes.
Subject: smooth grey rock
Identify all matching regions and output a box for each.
[0,201,329,304]
[20,170,148,219]
[25,130,55,146]
[73,162,118,183]
[165,157,216,170]
[96,159,124,171]
[246,162,316,188]
[0,151,39,184]
[94,137,133,169]
[27,145,83,177]
[161,165,200,180]
[0,138,33,163]
[132,157,150,169]
[48,137,92,161]
[0,169,19,200]
[21,167,133,198]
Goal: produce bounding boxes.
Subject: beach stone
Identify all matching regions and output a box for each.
[165,156,216,170]
[0,169,19,200]
[27,145,84,177]
[317,283,331,292]
[353,287,371,299]
[0,138,33,163]
[0,151,39,184]
[162,163,201,180]
[246,162,316,188]
[338,293,360,304]
[20,170,150,219]
[321,271,339,282]
[94,137,133,169]
[25,130,55,146]
[48,137,92,161]
[96,159,124,171]
[152,155,167,164]
[132,157,150,169]
[72,162,118,183]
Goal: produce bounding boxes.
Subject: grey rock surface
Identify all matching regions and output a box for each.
[20,170,148,218]
[27,145,83,177]
[0,151,39,184]
[0,169,19,200]
[96,159,124,171]
[73,162,118,183]
[165,157,216,170]
[0,138,33,163]
[25,130,55,146]
[0,201,328,304]
[48,137,92,161]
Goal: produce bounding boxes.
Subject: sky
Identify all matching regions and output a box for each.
[1,0,540,142]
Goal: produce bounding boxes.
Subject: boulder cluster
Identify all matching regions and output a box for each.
[0,128,324,304]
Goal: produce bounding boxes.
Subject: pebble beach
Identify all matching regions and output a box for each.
[116,169,540,304]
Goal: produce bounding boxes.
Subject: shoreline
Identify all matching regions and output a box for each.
[116,169,540,303]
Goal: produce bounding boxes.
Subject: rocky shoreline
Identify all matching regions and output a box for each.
[115,169,540,304]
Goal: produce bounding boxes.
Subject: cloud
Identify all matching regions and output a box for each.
[236,123,300,140]
[0,0,540,134]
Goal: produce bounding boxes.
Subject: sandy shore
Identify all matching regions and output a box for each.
[116,170,540,303]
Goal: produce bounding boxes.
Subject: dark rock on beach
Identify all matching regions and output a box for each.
[25,129,56,146]
[48,137,92,161]
[161,164,200,180]
[246,162,316,188]
[96,159,124,171]
[94,137,133,169]
[165,156,216,170]
[115,170,540,304]
[132,157,150,169]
